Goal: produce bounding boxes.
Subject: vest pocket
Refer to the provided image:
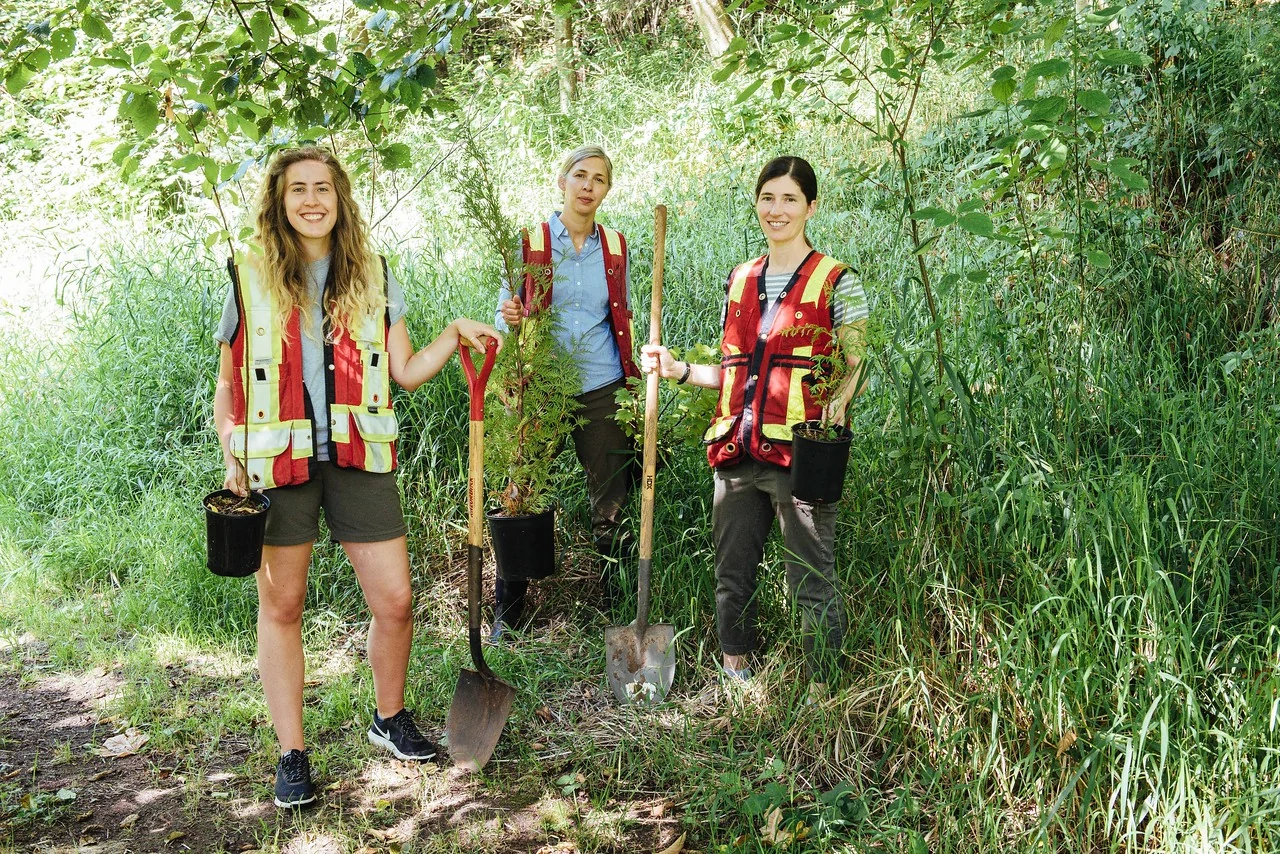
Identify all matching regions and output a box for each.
[352,409,399,443]
[351,409,398,473]
[330,405,398,472]
[762,353,817,441]
[230,422,293,489]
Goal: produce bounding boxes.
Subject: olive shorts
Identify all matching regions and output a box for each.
[263,461,407,546]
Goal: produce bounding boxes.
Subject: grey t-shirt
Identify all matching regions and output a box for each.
[215,255,407,460]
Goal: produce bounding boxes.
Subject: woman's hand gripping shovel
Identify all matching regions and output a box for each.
[446,339,516,770]
[606,205,676,705]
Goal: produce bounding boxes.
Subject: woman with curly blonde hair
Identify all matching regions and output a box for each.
[213,146,501,808]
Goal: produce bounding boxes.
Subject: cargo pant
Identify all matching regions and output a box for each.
[713,457,845,683]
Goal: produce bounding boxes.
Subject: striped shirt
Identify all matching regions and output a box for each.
[720,268,869,330]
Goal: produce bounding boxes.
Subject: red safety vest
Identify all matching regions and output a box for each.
[521,219,639,379]
[704,250,846,469]
[227,254,397,489]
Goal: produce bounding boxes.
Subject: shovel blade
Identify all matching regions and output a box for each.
[605,623,676,705]
[445,668,516,771]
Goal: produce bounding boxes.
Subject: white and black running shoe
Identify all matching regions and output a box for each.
[368,708,440,761]
[273,749,317,809]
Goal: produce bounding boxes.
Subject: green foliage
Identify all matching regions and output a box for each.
[2,3,1280,851]
[612,343,719,457]
[2,0,478,246]
[453,130,583,516]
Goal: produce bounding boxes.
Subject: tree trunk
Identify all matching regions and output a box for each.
[555,12,576,113]
[689,0,734,58]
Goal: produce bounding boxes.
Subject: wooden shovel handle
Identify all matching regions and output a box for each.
[636,205,666,631]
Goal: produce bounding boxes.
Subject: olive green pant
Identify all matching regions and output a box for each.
[495,379,635,623]
[713,457,845,683]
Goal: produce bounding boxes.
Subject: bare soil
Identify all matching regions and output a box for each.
[0,623,685,853]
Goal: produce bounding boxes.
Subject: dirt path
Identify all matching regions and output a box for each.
[0,641,683,853]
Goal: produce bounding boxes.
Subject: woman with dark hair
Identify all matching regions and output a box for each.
[213,146,501,807]
[642,156,868,698]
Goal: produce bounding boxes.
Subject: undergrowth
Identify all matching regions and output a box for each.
[2,3,1280,852]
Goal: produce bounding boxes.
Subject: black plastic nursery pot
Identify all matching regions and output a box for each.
[204,489,271,578]
[486,507,557,581]
[789,421,854,505]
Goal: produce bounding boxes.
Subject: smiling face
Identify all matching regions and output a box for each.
[282,159,338,259]
[755,175,817,249]
[557,156,612,221]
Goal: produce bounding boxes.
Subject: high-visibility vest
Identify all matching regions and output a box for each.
[227,255,397,490]
[704,250,846,470]
[521,220,639,379]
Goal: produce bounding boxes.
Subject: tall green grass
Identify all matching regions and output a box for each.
[2,6,1280,851]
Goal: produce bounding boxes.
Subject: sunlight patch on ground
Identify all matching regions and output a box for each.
[146,633,254,681]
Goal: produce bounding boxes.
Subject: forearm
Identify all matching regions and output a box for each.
[660,358,721,390]
[395,323,461,392]
[213,381,238,465]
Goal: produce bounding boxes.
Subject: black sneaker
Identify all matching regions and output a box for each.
[368,708,439,761]
[273,749,317,809]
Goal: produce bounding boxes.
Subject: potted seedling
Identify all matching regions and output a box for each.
[204,367,270,577]
[786,319,866,505]
[457,138,582,580]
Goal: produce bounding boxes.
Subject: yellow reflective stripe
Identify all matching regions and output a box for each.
[236,261,285,428]
[237,261,283,366]
[784,347,813,428]
[762,423,792,440]
[330,403,351,443]
[717,364,739,423]
[800,256,842,304]
[363,441,394,473]
[528,222,548,254]
[727,264,753,304]
[599,226,621,257]
[291,420,314,459]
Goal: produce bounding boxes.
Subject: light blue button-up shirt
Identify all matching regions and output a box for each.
[496,213,629,394]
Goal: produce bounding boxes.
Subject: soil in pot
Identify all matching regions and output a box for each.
[204,489,270,578]
[790,421,853,505]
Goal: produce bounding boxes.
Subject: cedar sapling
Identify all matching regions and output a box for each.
[455,134,582,516]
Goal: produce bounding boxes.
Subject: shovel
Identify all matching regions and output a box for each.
[605,204,676,705]
[446,339,516,770]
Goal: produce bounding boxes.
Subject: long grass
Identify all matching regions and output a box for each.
[2,6,1280,852]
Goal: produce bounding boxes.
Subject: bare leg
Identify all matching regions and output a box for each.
[256,542,314,754]
[346,536,413,718]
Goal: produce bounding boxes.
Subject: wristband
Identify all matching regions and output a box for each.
[676,362,692,385]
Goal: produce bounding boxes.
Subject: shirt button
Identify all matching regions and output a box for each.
[328,364,335,370]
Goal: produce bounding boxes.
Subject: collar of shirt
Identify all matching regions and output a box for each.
[550,212,601,259]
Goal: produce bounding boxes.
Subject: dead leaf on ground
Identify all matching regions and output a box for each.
[656,832,686,854]
[761,807,797,847]
[165,830,186,843]
[119,813,139,829]
[535,705,556,723]
[1056,729,1077,760]
[535,843,578,854]
[95,728,149,758]
[88,769,113,781]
